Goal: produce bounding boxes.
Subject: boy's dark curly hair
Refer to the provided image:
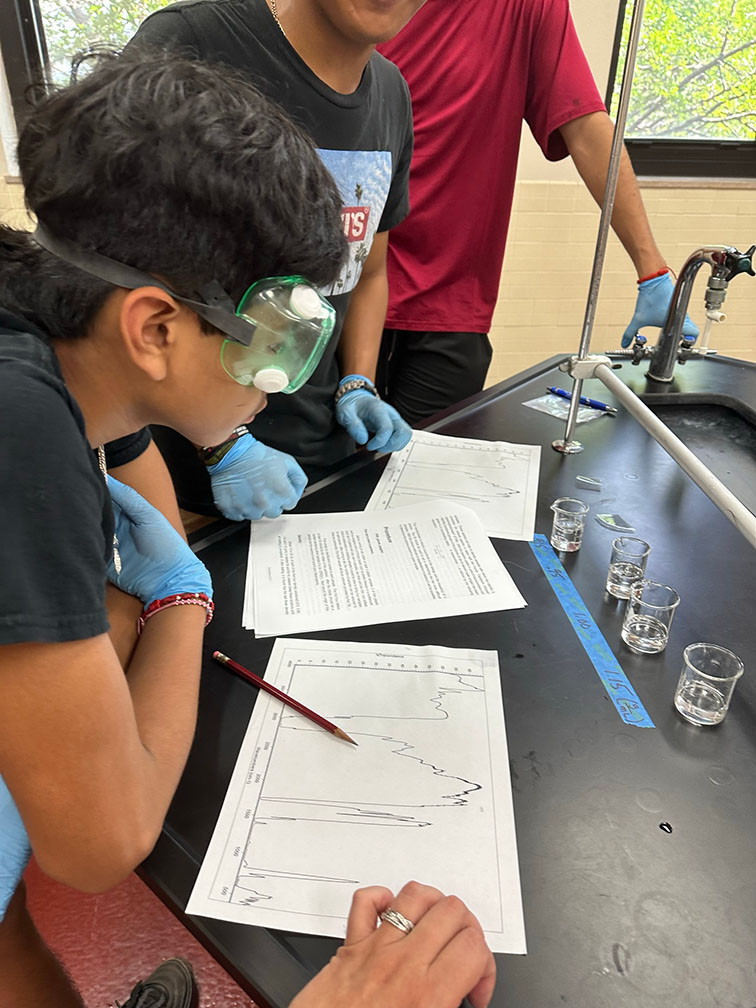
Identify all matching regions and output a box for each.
[1,49,347,340]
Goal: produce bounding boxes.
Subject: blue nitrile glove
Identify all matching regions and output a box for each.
[335,375,412,452]
[206,432,307,521]
[106,476,212,606]
[621,272,699,347]
[0,775,31,920]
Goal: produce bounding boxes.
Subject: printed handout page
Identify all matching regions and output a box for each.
[366,430,541,540]
[242,500,526,636]
[186,638,527,954]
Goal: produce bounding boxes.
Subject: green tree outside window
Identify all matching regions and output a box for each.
[37,0,756,143]
[611,0,756,141]
[39,0,166,82]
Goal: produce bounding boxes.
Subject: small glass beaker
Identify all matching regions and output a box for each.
[674,643,744,726]
[606,536,651,599]
[550,498,589,552]
[621,579,680,654]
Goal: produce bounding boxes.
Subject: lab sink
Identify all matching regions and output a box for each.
[644,401,756,516]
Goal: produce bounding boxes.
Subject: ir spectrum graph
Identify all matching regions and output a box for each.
[187,638,526,953]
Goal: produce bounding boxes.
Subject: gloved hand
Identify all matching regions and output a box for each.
[0,776,31,919]
[206,432,307,521]
[621,271,699,347]
[106,476,212,606]
[335,377,412,453]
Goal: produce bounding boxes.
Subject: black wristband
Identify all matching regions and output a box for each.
[197,426,249,467]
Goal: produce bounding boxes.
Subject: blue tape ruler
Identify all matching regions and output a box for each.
[529,534,655,728]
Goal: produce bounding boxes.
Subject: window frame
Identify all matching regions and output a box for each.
[607,0,756,179]
[0,0,48,131]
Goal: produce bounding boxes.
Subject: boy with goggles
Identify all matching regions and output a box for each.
[33,224,337,397]
[0,51,343,1007]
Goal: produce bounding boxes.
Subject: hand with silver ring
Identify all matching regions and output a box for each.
[379,907,414,935]
[290,880,496,1008]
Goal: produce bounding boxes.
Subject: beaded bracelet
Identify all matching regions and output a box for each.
[137,592,215,636]
[334,375,379,405]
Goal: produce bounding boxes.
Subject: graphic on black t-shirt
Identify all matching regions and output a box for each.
[317,149,392,297]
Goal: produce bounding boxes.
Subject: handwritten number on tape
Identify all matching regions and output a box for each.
[529,535,655,728]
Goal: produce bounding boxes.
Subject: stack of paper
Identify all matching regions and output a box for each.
[243,500,526,637]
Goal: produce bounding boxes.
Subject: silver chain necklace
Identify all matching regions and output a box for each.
[97,444,122,574]
[269,0,287,37]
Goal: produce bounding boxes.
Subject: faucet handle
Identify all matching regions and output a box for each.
[630,332,647,365]
[725,245,755,280]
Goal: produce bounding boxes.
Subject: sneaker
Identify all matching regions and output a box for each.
[116,958,199,1008]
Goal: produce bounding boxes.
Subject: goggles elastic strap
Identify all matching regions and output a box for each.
[33,224,256,346]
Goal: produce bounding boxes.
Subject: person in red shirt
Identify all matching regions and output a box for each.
[377,0,697,425]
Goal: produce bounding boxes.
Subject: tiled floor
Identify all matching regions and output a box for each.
[24,858,255,1008]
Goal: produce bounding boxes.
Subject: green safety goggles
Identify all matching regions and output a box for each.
[33,226,335,394]
[219,276,335,393]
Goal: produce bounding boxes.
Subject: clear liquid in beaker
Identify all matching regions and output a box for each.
[606,561,644,599]
[621,614,669,654]
[674,682,727,725]
[550,518,584,552]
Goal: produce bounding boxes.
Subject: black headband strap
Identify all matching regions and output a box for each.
[32,224,255,346]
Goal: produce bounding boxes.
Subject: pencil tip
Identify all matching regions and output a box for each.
[335,728,358,745]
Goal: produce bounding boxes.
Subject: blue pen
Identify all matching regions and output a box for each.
[547,386,617,414]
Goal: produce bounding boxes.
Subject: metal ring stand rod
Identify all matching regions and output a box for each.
[554,0,646,453]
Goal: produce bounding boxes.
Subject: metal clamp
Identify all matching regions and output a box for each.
[558,354,613,380]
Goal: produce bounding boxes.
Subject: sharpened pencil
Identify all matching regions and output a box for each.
[212,651,358,745]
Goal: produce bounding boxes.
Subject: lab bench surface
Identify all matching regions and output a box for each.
[140,353,756,1008]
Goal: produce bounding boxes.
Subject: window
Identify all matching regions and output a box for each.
[608,0,756,177]
[36,0,165,82]
[1,0,164,126]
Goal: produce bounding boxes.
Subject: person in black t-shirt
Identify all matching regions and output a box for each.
[127,0,422,518]
[0,48,494,1008]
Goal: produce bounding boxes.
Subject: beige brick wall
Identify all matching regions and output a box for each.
[488,181,756,386]
[0,176,29,229]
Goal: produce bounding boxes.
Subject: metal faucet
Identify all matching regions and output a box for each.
[646,244,755,382]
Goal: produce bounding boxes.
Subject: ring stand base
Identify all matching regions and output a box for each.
[552,439,584,454]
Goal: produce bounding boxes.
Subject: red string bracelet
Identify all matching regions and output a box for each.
[637,267,670,285]
[137,592,214,636]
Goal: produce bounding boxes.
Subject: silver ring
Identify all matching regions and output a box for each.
[380,907,415,935]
